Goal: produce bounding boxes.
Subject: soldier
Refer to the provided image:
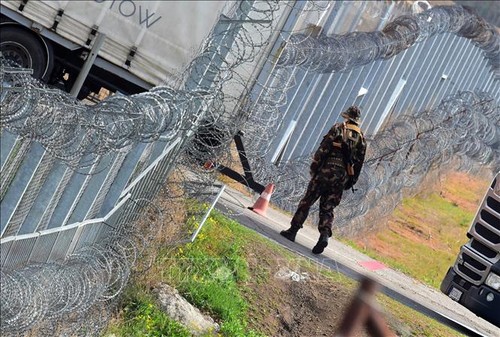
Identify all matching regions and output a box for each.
[280,106,367,254]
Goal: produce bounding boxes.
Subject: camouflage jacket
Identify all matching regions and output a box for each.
[310,121,366,186]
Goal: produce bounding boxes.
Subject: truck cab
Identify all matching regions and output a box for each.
[441,172,500,327]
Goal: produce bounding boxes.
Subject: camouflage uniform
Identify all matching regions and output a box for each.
[290,120,366,236]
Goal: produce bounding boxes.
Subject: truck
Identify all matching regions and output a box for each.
[0,0,232,99]
[440,171,500,327]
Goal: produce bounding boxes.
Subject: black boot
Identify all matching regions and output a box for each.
[312,232,329,254]
[280,226,299,242]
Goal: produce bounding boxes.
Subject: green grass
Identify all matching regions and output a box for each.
[107,201,466,337]
[398,193,474,229]
[345,191,477,289]
[106,288,192,337]
[107,206,266,337]
[377,294,467,337]
[162,210,264,336]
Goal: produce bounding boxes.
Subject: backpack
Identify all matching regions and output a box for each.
[340,122,363,176]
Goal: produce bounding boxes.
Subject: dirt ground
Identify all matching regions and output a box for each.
[352,170,493,261]
[239,169,493,337]
[139,184,379,337]
[139,169,487,336]
[242,241,381,337]
[438,171,491,213]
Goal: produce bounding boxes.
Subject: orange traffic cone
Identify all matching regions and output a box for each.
[248,183,275,216]
[203,160,215,170]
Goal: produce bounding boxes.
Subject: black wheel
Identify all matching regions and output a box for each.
[0,25,52,80]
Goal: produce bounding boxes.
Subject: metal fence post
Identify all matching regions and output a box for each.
[70,32,106,98]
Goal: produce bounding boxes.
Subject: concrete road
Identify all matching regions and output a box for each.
[215,186,500,337]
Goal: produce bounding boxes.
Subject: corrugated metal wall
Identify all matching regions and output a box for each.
[0,0,280,268]
[255,1,499,165]
[1,0,498,268]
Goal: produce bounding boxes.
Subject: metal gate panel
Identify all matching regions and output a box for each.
[18,161,70,234]
[27,234,59,264]
[47,228,79,262]
[96,142,149,217]
[1,142,44,237]
[3,237,36,269]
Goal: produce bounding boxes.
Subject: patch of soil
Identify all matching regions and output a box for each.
[438,171,491,213]
[354,170,492,254]
[239,171,490,337]
[243,241,378,337]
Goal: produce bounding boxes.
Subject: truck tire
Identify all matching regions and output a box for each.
[0,25,53,81]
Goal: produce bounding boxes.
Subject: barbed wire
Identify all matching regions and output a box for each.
[243,90,499,236]
[0,0,285,335]
[0,60,217,169]
[0,165,232,336]
[1,1,499,335]
[276,5,500,79]
[3,222,168,336]
[0,0,290,170]
[4,4,495,172]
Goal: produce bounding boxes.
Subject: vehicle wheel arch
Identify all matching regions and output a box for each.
[0,21,54,81]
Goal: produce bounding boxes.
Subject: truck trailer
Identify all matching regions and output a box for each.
[0,0,232,98]
[441,171,500,327]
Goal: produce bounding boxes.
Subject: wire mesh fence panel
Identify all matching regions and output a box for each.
[2,237,37,269]
[0,1,499,335]
[26,234,59,264]
[46,228,79,262]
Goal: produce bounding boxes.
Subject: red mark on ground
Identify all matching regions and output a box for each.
[359,260,386,271]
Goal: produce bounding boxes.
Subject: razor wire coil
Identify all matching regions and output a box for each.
[1,1,499,335]
[276,5,500,78]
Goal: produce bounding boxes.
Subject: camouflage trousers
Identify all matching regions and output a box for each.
[290,172,345,237]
